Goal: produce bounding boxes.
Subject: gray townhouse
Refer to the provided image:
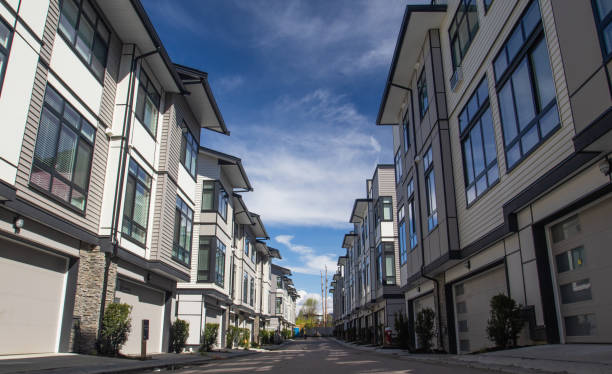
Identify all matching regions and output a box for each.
[376,0,612,353]
[269,263,298,332]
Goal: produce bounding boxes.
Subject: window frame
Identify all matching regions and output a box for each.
[592,0,612,60]
[29,85,96,214]
[121,159,152,246]
[406,179,418,250]
[218,184,229,222]
[180,123,198,178]
[402,110,410,153]
[398,205,407,265]
[201,180,215,212]
[418,69,429,119]
[197,236,213,283]
[449,0,480,71]
[0,16,14,96]
[394,150,403,185]
[215,239,226,287]
[381,242,396,285]
[424,147,438,231]
[134,68,161,139]
[172,195,193,266]
[243,271,249,303]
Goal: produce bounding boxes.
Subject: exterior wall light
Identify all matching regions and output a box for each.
[13,216,24,233]
[599,158,611,176]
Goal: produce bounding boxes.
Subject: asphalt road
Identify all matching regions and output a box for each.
[154,338,497,373]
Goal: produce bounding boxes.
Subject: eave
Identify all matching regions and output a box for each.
[232,193,254,225]
[349,198,371,223]
[249,212,269,239]
[342,233,357,249]
[199,146,253,191]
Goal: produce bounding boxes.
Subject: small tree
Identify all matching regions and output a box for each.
[97,303,132,356]
[486,294,523,349]
[239,328,250,349]
[200,323,219,352]
[169,319,189,353]
[394,312,411,350]
[415,308,435,352]
[226,326,240,348]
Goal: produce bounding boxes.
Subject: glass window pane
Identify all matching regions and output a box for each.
[51,177,70,201]
[523,1,541,37]
[470,123,485,176]
[80,120,95,144]
[467,0,479,37]
[0,52,5,76]
[458,18,470,55]
[494,51,507,81]
[81,0,97,22]
[44,87,63,113]
[540,104,560,137]
[556,246,585,273]
[34,109,60,167]
[123,176,135,218]
[459,108,469,133]
[75,17,95,62]
[506,143,521,168]
[477,78,489,105]
[30,165,51,190]
[59,0,78,43]
[0,21,10,49]
[73,141,91,189]
[476,175,487,196]
[551,215,580,243]
[135,85,145,122]
[452,37,462,68]
[498,83,517,145]
[467,94,479,122]
[506,27,524,64]
[531,39,555,109]
[521,125,539,154]
[565,314,597,336]
[70,189,85,210]
[467,185,476,204]
[92,34,107,79]
[144,97,158,134]
[487,163,499,184]
[560,279,592,304]
[133,183,150,227]
[512,59,536,131]
[55,127,78,180]
[481,109,497,166]
[463,138,475,184]
[385,255,394,277]
[63,104,80,129]
[428,172,437,213]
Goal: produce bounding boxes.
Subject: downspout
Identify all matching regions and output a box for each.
[408,87,443,349]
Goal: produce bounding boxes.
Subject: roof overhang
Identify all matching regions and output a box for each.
[272,264,292,276]
[377,4,447,126]
[342,233,357,249]
[333,273,341,281]
[337,256,347,266]
[199,146,253,191]
[232,194,254,225]
[249,213,269,239]
[255,240,269,255]
[268,246,282,259]
[349,199,371,223]
[174,64,229,135]
[96,0,184,93]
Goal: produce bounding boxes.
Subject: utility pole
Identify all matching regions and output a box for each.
[320,270,324,327]
[324,265,328,327]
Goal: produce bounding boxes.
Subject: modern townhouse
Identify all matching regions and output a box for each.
[377,0,612,353]
[335,165,404,344]
[269,263,298,332]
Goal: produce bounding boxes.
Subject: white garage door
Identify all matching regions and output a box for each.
[0,240,67,354]
[115,278,165,355]
[413,293,436,349]
[454,265,507,353]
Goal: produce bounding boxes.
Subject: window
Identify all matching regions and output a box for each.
[408,201,417,250]
[249,277,255,306]
[449,0,479,70]
[215,240,225,287]
[460,78,499,205]
[398,206,407,265]
[418,70,429,118]
[275,297,282,314]
[135,69,160,136]
[383,242,396,285]
[0,18,13,92]
[172,196,193,265]
[376,244,383,284]
[551,215,581,243]
[594,0,612,56]
[245,237,251,258]
[197,236,212,282]
[122,159,151,245]
[277,276,282,289]
[180,125,198,177]
[201,180,214,211]
[424,147,438,231]
[218,185,228,221]
[58,0,109,80]
[556,247,585,273]
[230,255,235,297]
[560,279,592,304]
[484,0,494,12]
[403,111,410,152]
[251,241,256,263]
[376,196,393,226]
[495,2,558,170]
[243,272,248,303]
[565,314,597,336]
[30,86,95,211]
[394,150,403,184]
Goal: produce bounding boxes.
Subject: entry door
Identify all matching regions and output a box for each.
[549,196,612,343]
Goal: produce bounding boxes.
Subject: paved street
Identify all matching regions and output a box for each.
[150,338,494,374]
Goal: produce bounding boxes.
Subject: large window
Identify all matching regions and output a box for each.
[460,78,499,205]
[251,241,256,263]
[122,159,151,245]
[399,206,407,265]
[376,196,393,226]
[495,2,558,170]
[407,179,417,250]
[403,111,410,152]
[277,276,282,289]
[418,70,429,118]
[376,244,382,284]
[394,150,403,184]
[197,236,212,282]
[379,242,395,285]
[58,0,109,80]
[243,272,248,303]
[215,240,225,287]
[173,196,193,265]
[275,297,282,314]
[449,0,479,70]
[30,86,95,212]
[180,125,198,177]
[249,277,255,306]
[0,18,13,92]
[218,185,228,221]
[424,147,438,231]
[594,0,612,56]
[201,180,214,211]
[135,69,160,136]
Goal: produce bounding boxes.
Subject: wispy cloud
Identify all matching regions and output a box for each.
[275,235,337,276]
[214,75,245,93]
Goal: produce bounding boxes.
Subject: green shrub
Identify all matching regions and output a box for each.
[169,319,189,353]
[415,308,435,352]
[486,294,523,349]
[97,303,132,356]
[394,312,411,350]
[281,328,292,340]
[260,329,271,345]
[200,323,219,352]
[226,326,240,349]
[239,328,250,349]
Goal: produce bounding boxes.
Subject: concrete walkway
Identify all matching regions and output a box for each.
[334,338,612,374]
[0,349,256,374]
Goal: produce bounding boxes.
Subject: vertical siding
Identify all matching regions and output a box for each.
[376,167,401,284]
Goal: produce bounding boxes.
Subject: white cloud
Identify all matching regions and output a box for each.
[214,75,244,93]
[274,235,337,276]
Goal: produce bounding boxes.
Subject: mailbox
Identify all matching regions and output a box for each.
[142,319,149,341]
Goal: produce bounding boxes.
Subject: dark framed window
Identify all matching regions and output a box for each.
[218,185,228,221]
[449,0,479,70]
[406,179,417,250]
[399,206,407,265]
[243,272,249,303]
[172,196,193,265]
[593,0,612,57]
[394,150,403,184]
[249,277,255,306]
[245,237,250,257]
[277,276,282,289]
[494,2,558,171]
[380,242,395,285]
[484,0,494,13]
[376,244,382,284]
[424,147,438,231]
[403,111,410,152]
[122,159,151,245]
[180,124,198,177]
[418,70,429,118]
[460,77,499,205]
[0,18,14,94]
[215,240,225,287]
[58,0,109,80]
[197,236,212,282]
[230,255,236,297]
[135,69,160,137]
[376,196,393,226]
[275,297,282,314]
[30,85,95,212]
[201,180,214,211]
[250,240,256,263]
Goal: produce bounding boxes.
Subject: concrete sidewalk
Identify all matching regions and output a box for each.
[0,349,256,374]
[333,338,612,374]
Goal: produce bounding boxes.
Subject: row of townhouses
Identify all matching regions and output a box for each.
[0,0,297,356]
[332,0,612,354]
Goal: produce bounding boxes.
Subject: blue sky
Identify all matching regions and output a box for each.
[143,0,411,311]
